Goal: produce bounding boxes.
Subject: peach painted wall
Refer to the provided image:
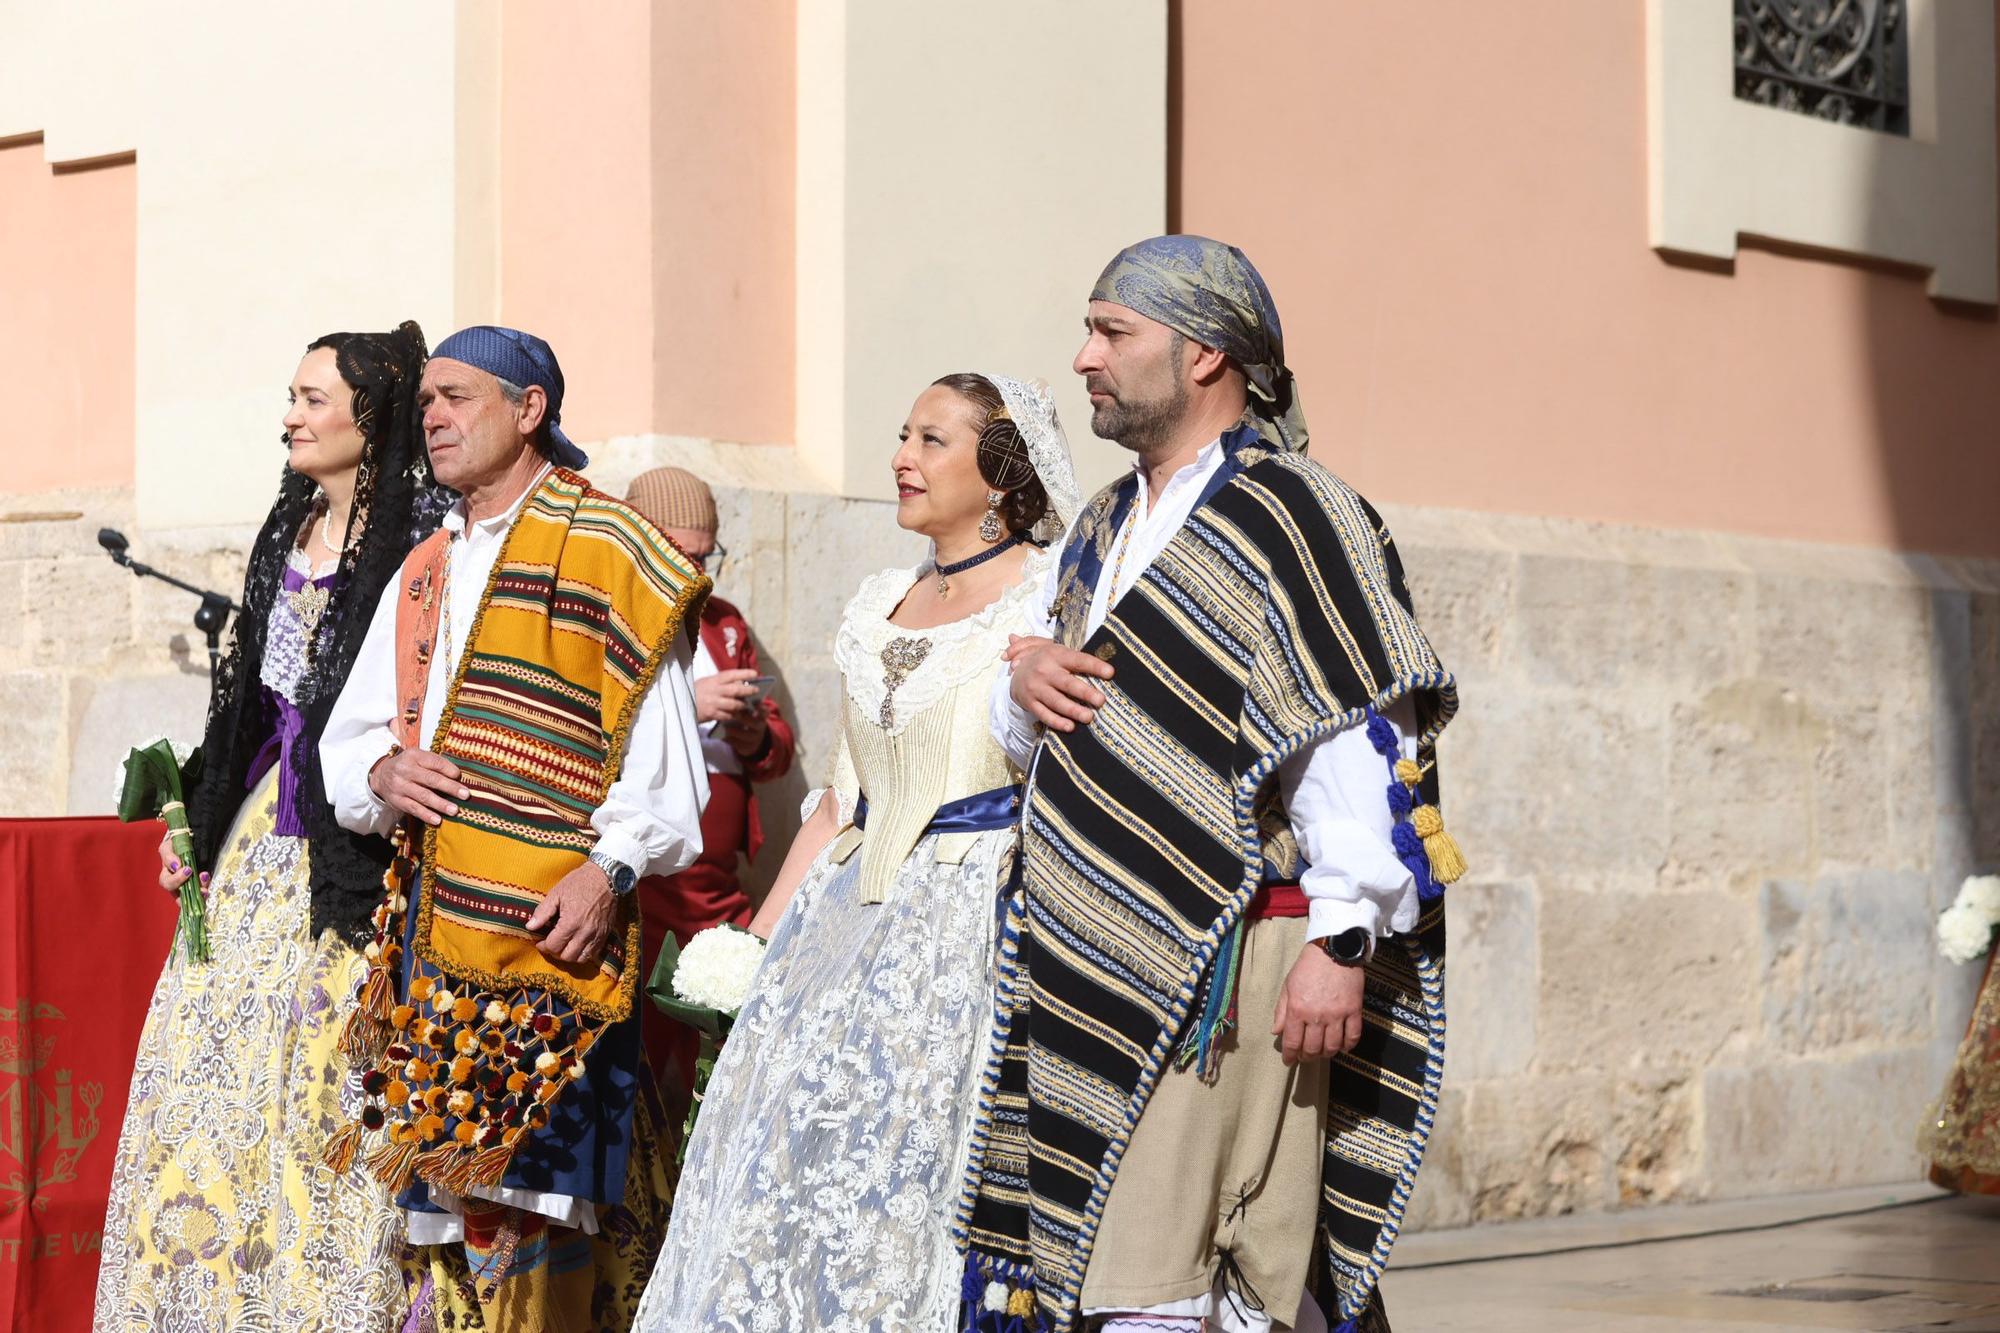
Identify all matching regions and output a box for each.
[493,2,795,448]
[1174,2,2000,558]
[651,1,795,444]
[497,0,657,444]
[0,141,135,493]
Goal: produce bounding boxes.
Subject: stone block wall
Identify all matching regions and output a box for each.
[1385,505,1997,1226]
[5,450,1993,1226]
[0,486,239,819]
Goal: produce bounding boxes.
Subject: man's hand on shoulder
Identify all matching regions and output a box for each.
[368,748,469,827]
[1002,634,1114,734]
[526,861,615,965]
[1271,943,1366,1066]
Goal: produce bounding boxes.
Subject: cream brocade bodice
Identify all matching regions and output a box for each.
[826,553,1046,903]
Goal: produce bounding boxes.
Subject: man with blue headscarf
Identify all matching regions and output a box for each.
[322,326,710,1329]
[962,239,1467,1333]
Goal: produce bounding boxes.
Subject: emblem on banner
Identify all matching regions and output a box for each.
[0,1000,104,1217]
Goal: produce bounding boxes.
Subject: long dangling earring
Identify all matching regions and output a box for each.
[979,490,1005,543]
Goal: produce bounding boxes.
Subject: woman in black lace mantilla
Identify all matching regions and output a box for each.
[96,321,447,1331]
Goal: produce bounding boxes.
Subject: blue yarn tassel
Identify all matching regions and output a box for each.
[960,1254,982,1332]
[961,1252,1044,1333]
[1369,705,1448,902]
[1385,779,1414,816]
[1333,1321,1360,1333]
[1176,918,1246,1074]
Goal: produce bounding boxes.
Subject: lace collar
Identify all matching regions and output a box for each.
[835,548,1049,734]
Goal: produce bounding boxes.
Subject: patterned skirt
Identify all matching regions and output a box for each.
[1922,950,2000,1194]
[93,771,405,1332]
[633,827,1009,1333]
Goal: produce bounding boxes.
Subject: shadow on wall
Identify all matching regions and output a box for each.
[1649,3,1999,1185]
[1850,18,2000,1089]
[741,638,810,908]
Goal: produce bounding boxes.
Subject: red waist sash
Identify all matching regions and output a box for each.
[1246,881,1307,919]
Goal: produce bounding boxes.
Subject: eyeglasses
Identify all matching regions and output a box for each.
[693,541,728,574]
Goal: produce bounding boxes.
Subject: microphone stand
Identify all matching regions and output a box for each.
[98,529,242,675]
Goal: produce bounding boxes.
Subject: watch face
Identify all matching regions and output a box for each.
[614,865,636,893]
[1325,928,1368,963]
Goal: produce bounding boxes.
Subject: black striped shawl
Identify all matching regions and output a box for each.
[956,425,1457,1332]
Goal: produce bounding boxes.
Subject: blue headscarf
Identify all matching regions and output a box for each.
[1090,234,1307,453]
[430,325,589,469]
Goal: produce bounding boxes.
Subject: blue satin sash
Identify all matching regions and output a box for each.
[852,784,1023,837]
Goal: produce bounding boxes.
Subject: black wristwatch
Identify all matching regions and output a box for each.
[1319,927,1369,965]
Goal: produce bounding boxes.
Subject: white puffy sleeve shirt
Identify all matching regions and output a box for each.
[320,474,707,880]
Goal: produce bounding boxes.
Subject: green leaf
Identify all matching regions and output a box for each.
[116,739,187,824]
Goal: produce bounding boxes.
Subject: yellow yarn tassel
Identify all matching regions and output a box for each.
[1410,805,1466,885]
[359,961,393,1019]
[428,1146,480,1197]
[338,1010,388,1066]
[412,1142,466,1188]
[365,1138,421,1195]
[322,1120,364,1174]
[465,1142,517,1190]
[1007,1289,1036,1318]
[1394,758,1424,787]
[339,965,396,1064]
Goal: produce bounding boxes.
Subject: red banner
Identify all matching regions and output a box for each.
[0,817,177,1332]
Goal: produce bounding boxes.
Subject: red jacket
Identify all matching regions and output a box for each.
[640,596,795,1100]
[695,595,795,863]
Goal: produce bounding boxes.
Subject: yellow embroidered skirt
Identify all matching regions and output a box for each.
[93,770,406,1331]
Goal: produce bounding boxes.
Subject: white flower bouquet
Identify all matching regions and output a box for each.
[645,922,766,1159]
[1936,874,2000,965]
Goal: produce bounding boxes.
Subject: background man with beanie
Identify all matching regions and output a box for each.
[625,465,796,1111]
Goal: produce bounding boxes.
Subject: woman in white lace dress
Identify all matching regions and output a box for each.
[636,374,1081,1333]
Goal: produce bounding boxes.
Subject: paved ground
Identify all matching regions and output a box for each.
[1380,1183,2000,1331]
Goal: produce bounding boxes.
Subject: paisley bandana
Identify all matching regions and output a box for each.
[1089,234,1309,453]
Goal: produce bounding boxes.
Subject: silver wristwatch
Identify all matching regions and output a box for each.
[586,849,638,896]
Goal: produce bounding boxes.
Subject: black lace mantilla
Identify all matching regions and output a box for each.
[185,321,452,944]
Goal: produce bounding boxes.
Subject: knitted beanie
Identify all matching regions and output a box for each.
[626,466,717,534]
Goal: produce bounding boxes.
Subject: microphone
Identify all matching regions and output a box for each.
[97,528,242,673]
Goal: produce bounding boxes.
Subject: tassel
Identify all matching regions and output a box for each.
[961,1255,983,1333]
[339,1012,390,1065]
[339,966,395,1063]
[412,1142,466,1188]
[358,962,393,1020]
[1333,1322,1359,1333]
[465,1142,516,1190]
[365,1138,421,1194]
[1410,805,1466,884]
[322,1120,364,1173]
[1175,920,1246,1076]
[431,1149,480,1197]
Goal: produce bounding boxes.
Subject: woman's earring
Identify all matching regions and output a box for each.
[979,491,1005,543]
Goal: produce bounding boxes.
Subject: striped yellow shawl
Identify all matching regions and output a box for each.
[415,467,708,1021]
